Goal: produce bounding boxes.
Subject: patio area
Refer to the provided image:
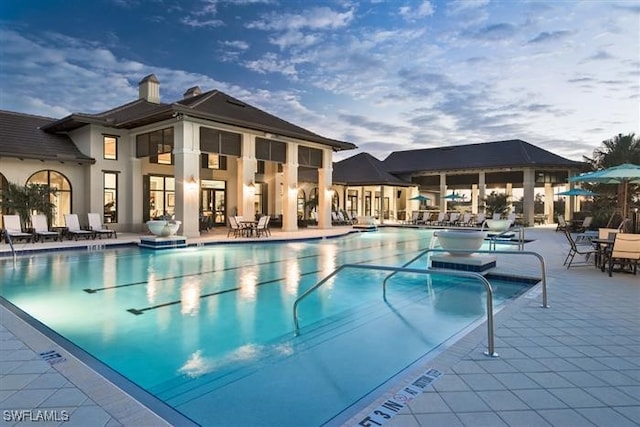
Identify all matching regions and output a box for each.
[1,225,639,426]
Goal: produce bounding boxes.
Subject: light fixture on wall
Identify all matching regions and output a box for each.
[186,175,198,191]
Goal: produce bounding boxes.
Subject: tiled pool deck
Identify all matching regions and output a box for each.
[1,225,639,426]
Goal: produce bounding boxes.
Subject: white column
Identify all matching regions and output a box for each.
[173,120,200,238]
[479,172,486,213]
[506,183,513,213]
[236,134,257,218]
[129,156,143,232]
[440,173,447,212]
[471,184,478,214]
[522,168,535,226]
[379,185,385,224]
[544,183,554,224]
[282,142,298,231]
[317,148,332,228]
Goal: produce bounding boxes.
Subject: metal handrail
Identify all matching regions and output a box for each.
[293,263,499,357]
[5,231,17,267]
[488,227,525,251]
[383,248,548,308]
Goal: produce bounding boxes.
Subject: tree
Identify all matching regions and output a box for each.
[582,133,640,226]
[483,191,510,218]
[0,182,57,228]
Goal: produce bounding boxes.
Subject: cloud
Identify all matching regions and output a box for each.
[467,23,518,41]
[447,0,490,15]
[180,17,225,28]
[220,40,250,50]
[246,6,354,31]
[528,30,572,44]
[399,1,435,21]
[243,53,298,78]
[583,50,614,61]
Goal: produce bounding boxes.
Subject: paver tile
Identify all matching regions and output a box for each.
[538,408,596,427]
[496,410,552,427]
[577,407,640,427]
[457,411,508,427]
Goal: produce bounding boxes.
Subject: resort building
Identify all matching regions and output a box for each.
[0,75,584,235]
[0,74,356,237]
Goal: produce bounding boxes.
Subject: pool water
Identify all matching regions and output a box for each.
[0,229,531,426]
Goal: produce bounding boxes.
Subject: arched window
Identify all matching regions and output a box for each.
[27,170,71,227]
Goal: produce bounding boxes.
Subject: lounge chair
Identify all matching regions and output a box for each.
[31,214,61,242]
[64,214,94,240]
[473,213,486,228]
[601,233,640,276]
[563,228,597,268]
[88,213,117,239]
[2,214,33,243]
[408,211,420,224]
[445,212,460,226]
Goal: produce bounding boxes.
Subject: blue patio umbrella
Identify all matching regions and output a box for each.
[409,195,430,202]
[569,163,640,215]
[556,188,597,197]
[443,192,466,200]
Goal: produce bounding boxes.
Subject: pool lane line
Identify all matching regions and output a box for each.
[124,247,432,316]
[84,235,428,294]
[126,269,321,315]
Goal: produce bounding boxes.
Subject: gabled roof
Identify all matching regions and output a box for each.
[383,139,583,174]
[333,152,412,186]
[42,89,356,151]
[0,110,94,164]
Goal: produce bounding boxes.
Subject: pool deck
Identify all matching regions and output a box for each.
[1,225,639,426]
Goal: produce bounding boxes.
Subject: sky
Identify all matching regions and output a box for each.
[0,0,638,163]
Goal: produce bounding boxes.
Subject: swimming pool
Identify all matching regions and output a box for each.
[0,228,532,426]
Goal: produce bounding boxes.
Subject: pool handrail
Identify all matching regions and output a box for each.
[488,227,526,251]
[293,263,499,357]
[5,230,17,267]
[382,248,549,309]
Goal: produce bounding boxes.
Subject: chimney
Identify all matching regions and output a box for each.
[138,74,160,103]
[183,86,202,99]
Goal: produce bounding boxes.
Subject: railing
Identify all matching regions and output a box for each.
[5,231,17,266]
[487,227,526,251]
[383,248,549,309]
[293,263,499,357]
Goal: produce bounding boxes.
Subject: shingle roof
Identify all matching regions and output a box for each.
[383,139,583,174]
[41,89,356,151]
[0,110,94,164]
[333,152,412,186]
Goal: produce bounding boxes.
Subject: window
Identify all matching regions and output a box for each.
[257,160,265,174]
[298,146,323,168]
[200,127,241,156]
[148,175,175,220]
[255,138,286,163]
[103,135,117,160]
[201,154,227,170]
[347,190,358,217]
[104,172,118,223]
[27,170,71,227]
[136,127,174,164]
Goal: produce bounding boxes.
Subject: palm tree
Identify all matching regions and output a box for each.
[0,182,57,228]
[582,133,640,226]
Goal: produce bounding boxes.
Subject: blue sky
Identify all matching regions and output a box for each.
[1,0,638,162]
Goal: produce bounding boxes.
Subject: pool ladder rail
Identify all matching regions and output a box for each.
[293,247,548,359]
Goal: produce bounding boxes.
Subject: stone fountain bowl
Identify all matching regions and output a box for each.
[434,229,487,256]
[146,220,182,237]
[485,219,512,232]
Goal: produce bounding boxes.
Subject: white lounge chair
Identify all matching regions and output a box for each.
[88,213,116,239]
[64,214,94,240]
[31,214,61,242]
[2,214,33,243]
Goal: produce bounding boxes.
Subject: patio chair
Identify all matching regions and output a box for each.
[602,233,640,277]
[31,214,61,242]
[473,213,486,228]
[227,216,242,237]
[64,214,94,240]
[436,212,448,225]
[459,213,473,227]
[2,214,33,243]
[88,213,117,239]
[255,215,270,237]
[556,215,568,232]
[408,211,420,224]
[563,228,597,268]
